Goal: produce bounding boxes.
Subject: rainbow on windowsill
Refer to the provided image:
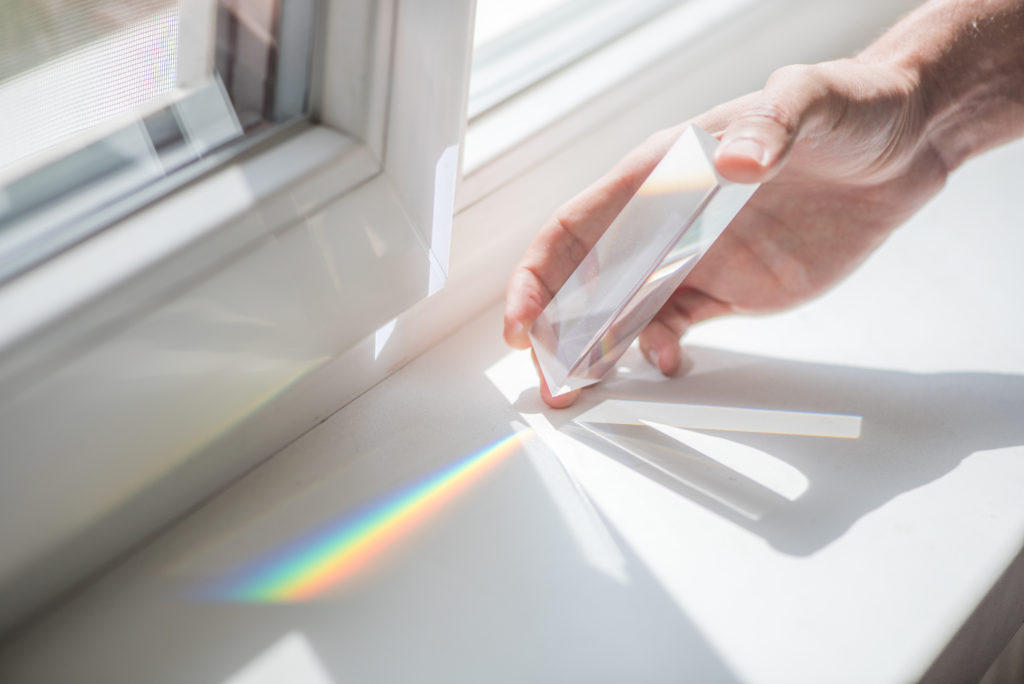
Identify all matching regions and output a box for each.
[197,430,530,603]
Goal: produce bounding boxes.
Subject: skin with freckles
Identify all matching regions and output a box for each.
[504,0,1024,408]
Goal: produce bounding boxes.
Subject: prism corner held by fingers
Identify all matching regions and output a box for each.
[529,125,759,397]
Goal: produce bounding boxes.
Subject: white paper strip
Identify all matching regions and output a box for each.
[575,400,862,439]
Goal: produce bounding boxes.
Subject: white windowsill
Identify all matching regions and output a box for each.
[2,136,1023,682]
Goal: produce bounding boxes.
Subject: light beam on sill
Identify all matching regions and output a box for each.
[519,424,629,585]
[577,419,775,520]
[427,144,458,296]
[643,421,809,502]
[574,400,862,511]
[373,317,397,360]
[223,631,334,684]
[197,430,530,603]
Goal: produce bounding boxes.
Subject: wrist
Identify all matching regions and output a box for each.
[859,0,1024,173]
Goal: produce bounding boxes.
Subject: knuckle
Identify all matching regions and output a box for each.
[605,170,641,199]
[768,63,818,86]
[753,62,837,133]
[742,100,799,135]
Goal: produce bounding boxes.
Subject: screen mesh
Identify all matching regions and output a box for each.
[0,1,184,176]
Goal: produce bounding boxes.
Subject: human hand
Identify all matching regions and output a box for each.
[504,57,950,408]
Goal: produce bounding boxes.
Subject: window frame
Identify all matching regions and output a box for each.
[0,0,476,634]
[0,0,476,395]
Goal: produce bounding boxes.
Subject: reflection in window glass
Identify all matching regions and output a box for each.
[0,0,316,283]
[469,0,683,119]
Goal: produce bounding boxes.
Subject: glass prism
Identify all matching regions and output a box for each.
[529,125,760,396]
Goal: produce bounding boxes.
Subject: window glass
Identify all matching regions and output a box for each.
[0,0,316,283]
[469,0,684,119]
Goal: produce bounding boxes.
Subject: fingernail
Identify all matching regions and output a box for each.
[720,138,770,167]
[645,347,661,370]
[507,320,524,340]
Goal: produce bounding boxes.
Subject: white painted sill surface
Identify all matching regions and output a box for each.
[2,137,1023,683]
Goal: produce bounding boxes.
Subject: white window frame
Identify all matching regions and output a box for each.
[0,0,475,633]
[0,0,920,635]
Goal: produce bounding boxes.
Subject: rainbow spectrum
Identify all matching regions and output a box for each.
[202,430,529,602]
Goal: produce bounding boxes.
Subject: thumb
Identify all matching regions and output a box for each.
[714,64,828,183]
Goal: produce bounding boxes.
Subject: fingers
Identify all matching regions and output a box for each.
[522,286,734,407]
[504,128,682,348]
[638,288,735,375]
[503,95,762,349]
[503,267,548,349]
[531,350,580,409]
[638,318,683,375]
[504,85,796,391]
[714,64,832,183]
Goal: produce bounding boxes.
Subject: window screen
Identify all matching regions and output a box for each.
[0,0,316,283]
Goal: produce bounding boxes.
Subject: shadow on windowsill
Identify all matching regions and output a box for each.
[512,345,1024,556]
